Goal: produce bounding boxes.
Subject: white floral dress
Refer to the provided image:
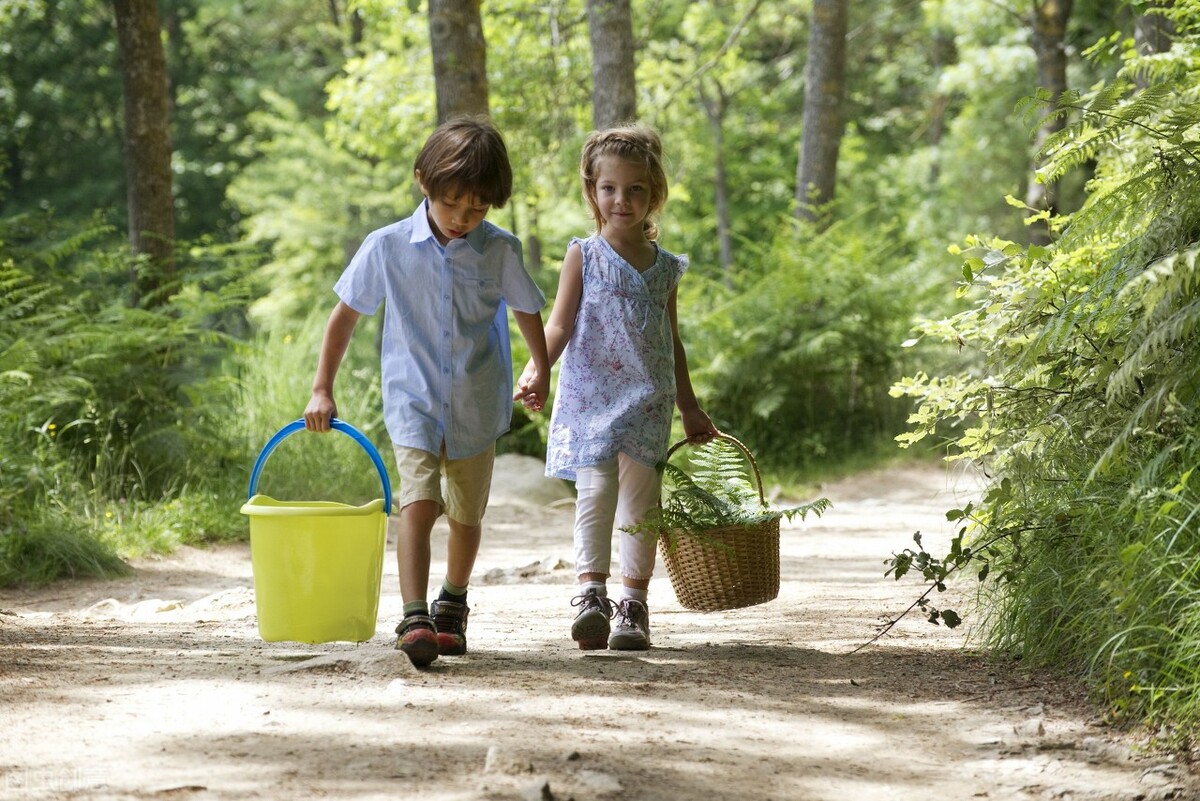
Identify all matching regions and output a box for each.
[545,235,687,480]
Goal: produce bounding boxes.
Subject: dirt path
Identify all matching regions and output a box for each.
[2,459,1195,801]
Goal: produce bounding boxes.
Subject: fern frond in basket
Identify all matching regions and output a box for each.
[625,437,831,549]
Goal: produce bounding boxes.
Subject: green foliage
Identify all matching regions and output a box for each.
[233,309,389,507]
[687,213,937,470]
[889,0,1200,734]
[169,0,353,239]
[0,212,256,584]
[0,505,128,586]
[0,1,123,219]
[625,437,830,545]
[228,91,402,323]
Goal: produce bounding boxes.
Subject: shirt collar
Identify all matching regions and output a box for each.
[407,199,487,254]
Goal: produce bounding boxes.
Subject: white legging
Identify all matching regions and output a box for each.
[573,454,662,581]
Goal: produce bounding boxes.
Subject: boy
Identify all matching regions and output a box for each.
[304,117,550,668]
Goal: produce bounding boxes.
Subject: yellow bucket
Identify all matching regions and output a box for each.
[240,419,392,644]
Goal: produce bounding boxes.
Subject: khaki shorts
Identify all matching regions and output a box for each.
[393,443,495,526]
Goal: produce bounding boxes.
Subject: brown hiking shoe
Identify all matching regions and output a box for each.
[430,598,469,656]
[394,614,438,667]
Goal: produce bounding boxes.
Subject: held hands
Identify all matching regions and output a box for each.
[303,391,337,432]
[513,361,549,413]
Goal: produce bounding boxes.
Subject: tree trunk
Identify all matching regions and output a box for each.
[1134,1,1174,90]
[587,0,637,129]
[525,202,543,272]
[795,0,848,229]
[927,26,957,185]
[1023,0,1072,246]
[428,0,489,122]
[698,78,733,282]
[113,0,176,302]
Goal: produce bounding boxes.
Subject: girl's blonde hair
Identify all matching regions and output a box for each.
[579,124,668,242]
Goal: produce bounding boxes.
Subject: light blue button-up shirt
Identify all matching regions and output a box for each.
[334,202,545,458]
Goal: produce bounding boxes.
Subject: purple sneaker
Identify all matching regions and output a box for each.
[570,589,615,650]
[608,599,650,651]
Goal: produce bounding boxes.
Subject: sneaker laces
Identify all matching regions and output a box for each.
[571,590,616,619]
[613,599,645,629]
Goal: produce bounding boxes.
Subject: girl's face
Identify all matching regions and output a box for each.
[419,178,490,246]
[592,156,651,237]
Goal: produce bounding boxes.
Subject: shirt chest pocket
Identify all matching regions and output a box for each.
[452,272,503,326]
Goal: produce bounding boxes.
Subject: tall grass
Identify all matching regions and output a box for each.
[1087,449,1200,738]
[234,309,389,507]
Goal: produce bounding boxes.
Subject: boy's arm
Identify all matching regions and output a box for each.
[667,288,718,442]
[515,242,584,410]
[304,301,361,432]
[512,309,550,413]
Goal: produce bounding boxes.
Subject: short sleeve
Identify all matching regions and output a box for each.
[496,235,545,314]
[333,231,387,315]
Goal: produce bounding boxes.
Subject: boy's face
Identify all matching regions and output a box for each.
[418,176,491,246]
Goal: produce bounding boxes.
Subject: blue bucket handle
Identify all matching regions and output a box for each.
[246,418,392,513]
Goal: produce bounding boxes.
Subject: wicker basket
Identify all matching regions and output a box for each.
[657,433,780,612]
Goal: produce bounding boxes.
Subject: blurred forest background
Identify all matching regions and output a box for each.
[6,0,1200,740]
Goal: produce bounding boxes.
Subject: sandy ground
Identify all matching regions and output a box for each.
[1,457,1197,801]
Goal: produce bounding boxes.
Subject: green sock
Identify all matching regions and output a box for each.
[403,600,429,617]
[439,579,468,603]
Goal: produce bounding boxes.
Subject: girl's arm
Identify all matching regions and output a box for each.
[304,301,361,432]
[542,242,584,364]
[516,243,584,408]
[668,288,718,442]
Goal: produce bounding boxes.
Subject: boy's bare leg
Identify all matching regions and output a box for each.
[431,517,480,657]
[445,519,482,590]
[398,500,439,604]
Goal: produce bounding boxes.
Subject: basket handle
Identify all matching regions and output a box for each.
[664,432,767,508]
[246,418,392,511]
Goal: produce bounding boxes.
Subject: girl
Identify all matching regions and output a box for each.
[518,124,717,651]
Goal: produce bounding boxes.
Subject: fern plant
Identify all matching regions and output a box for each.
[625,437,830,547]
[887,0,1200,735]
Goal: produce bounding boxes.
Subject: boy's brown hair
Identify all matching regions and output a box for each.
[414,116,513,208]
